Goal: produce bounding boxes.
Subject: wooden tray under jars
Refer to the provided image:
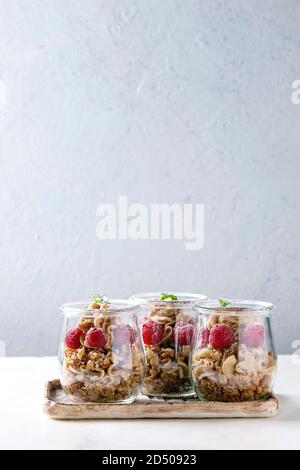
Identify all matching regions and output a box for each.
[43,379,279,420]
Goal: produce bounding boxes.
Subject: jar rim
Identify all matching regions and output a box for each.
[130,292,207,306]
[60,299,140,317]
[193,299,275,315]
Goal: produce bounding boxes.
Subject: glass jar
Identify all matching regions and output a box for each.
[192,299,277,402]
[130,292,207,398]
[59,299,145,403]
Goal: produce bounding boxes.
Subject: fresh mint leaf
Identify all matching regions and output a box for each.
[159,293,178,301]
[219,298,231,308]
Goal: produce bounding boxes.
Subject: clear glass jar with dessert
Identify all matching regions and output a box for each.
[192,299,277,402]
[130,292,207,398]
[59,295,145,403]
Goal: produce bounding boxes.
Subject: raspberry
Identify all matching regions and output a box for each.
[85,327,107,348]
[142,319,164,345]
[113,324,136,345]
[174,322,194,346]
[242,323,265,348]
[65,328,83,349]
[209,323,234,349]
[198,327,210,348]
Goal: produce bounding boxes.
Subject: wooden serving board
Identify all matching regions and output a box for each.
[44,380,279,420]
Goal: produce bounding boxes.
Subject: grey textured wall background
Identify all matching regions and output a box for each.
[0,0,299,355]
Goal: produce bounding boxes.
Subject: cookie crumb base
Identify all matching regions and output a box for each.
[195,377,272,402]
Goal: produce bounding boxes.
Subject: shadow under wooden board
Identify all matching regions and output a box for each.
[44,380,279,420]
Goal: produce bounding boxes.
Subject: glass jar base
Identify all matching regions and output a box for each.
[143,390,196,399]
[99,396,138,404]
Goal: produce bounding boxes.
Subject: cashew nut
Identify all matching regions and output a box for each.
[236,359,257,375]
[193,348,212,360]
[207,314,219,329]
[221,354,237,377]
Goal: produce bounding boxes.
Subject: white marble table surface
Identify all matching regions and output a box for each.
[0,355,299,450]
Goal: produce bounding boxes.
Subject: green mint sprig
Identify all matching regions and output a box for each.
[219,298,231,308]
[159,293,178,301]
[93,293,109,305]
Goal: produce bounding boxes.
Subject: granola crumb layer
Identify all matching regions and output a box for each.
[142,376,193,397]
[195,376,272,402]
[62,374,141,403]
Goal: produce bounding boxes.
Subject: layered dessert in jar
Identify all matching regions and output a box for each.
[192,299,277,402]
[60,295,145,403]
[130,292,207,397]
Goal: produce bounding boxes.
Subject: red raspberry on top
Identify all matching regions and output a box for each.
[85,327,107,349]
[113,324,136,346]
[142,319,164,345]
[65,328,83,349]
[242,323,264,348]
[174,321,194,346]
[198,327,210,348]
[209,323,234,349]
